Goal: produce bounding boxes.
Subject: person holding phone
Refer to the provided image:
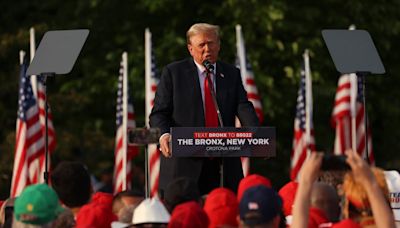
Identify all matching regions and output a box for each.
[291,151,395,228]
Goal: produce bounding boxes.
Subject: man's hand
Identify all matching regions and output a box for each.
[299,152,323,185]
[345,149,375,187]
[345,149,396,228]
[159,133,171,158]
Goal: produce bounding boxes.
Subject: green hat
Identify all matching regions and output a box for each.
[14,184,64,225]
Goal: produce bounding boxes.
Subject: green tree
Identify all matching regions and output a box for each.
[1,0,400,198]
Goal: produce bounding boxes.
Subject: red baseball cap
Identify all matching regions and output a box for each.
[204,188,238,228]
[168,201,209,228]
[76,192,117,228]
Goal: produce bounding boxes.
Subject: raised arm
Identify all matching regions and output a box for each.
[291,152,323,228]
[345,150,395,228]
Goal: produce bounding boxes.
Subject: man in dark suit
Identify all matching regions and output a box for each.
[149,23,259,196]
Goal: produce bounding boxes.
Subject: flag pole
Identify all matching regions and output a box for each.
[29,27,42,182]
[303,50,312,156]
[144,28,151,198]
[359,72,369,163]
[30,28,38,97]
[236,25,247,85]
[20,51,25,65]
[122,52,128,191]
[145,28,151,128]
[350,73,357,152]
[235,24,250,177]
[348,25,358,153]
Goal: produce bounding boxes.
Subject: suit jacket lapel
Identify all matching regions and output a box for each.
[185,59,205,123]
[216,61,228,110]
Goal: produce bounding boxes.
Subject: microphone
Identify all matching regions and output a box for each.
[203,60,214,73]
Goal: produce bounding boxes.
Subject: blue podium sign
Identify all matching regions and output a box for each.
[170,127,275,157]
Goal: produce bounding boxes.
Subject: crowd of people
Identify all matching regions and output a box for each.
[0,149,399,228]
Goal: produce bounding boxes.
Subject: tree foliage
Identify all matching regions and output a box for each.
[1,0,400,198]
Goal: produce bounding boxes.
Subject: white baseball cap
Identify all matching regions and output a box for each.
[384,170,400,221]
[132,197,170,225]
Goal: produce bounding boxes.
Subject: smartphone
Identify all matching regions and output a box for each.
[320,154,350,171]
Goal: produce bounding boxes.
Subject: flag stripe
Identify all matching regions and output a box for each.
[149,145,160,196]
[11,121,28,197]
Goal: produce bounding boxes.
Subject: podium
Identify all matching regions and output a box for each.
[129,127,275,196]
[170,127,276,188]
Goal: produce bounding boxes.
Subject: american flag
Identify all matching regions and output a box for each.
[235,25,264,177]
[235,25,264,124]
[10,51,45,197]
[113,52,139,193]
[290,52,315,180]
[331,74,374,163]
[145,28,161,197]
[27,76,57,184]
[28,27,57,184]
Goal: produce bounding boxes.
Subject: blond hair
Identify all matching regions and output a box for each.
[342,167,389,222]
[186,23,220,44]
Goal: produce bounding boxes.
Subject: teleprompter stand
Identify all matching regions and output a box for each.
[26,30,89,184]
[322,29,385,162]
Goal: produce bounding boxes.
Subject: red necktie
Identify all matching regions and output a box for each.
[204,72,218,127]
